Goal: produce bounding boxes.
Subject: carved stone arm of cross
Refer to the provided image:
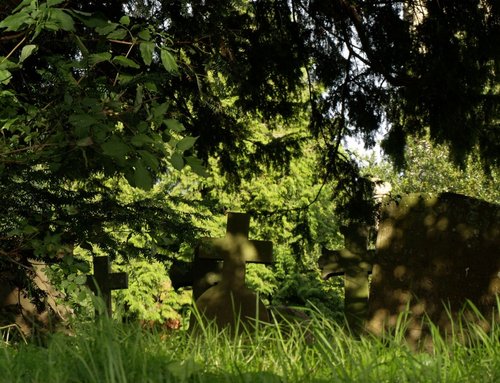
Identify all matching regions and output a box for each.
[196,212,273,291]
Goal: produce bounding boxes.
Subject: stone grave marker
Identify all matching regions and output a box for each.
[366,193,500,343]
[192,212,273,331]
[86,256,128,317]
[1,259,72,337]
[169,250,224,301]
[319,223,375,333]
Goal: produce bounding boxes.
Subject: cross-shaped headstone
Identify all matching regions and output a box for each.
[189,212,273,300]
[86,256,128,317]
[318,223,374,333]
[193,212,274,331]
[198,212,273,264]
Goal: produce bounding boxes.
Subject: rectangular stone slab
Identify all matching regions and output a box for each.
[367,193,500,342]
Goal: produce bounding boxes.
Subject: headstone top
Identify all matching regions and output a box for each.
[198,212,273,264]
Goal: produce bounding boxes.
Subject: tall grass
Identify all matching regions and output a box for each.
[0,307,499,383]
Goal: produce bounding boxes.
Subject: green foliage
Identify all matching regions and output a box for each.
[0,1,209,323]
[364,133,500,204]
[2,0,497,328]
[180,117,346,319]
[114,257,191,325]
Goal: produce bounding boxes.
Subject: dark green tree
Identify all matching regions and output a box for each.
[1,1,498,321]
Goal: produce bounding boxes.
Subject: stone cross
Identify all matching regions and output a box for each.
[86,256,128,317]
[198,212,273,265]
[193,212,273,331]
[319,223,374,333]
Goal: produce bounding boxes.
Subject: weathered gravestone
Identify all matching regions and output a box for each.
[86,256,128,317]
[318,223,374,333]
[169,250,223,301]
[366,193,500,342]
[0,259,72,337]
[319,193,500,343]
[192,212,273,331]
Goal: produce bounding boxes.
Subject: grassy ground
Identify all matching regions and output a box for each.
[0,311,499,383]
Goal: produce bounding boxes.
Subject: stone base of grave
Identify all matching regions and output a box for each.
[192,285,269,333]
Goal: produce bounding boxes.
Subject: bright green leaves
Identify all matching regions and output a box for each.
[0,42,36,86]
[0,5,34,31]
[164,119,185,133]
[138,29,151,41]
[176,136,198,152]
[160,48,179,74]
[45,8,75,32]
[95,22,119,36]
[0,1,75,35]
[0,69,12,85]
[19,44,37,63]
[0,1,206,193]
[119,16,131,26]
[140,42,155,66]
[89,52,112,66]
[0,49,23,85]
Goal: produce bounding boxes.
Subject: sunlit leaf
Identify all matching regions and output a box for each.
[138,29,151,41]
[47,0,66,6]
[119,16,130,26]
[13,0,33,13]
[107,28,127,40]
[0,69,12,85]
[89,52,112,65]
[164,118,184,133]
[176,136,198,152]
[74,274,87,285]
[96,22,118,35]
[48,9,75,32]
[19,44,37,63]
[0,11,33,31]
[160,48,178,73]
[139,41,155,66]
